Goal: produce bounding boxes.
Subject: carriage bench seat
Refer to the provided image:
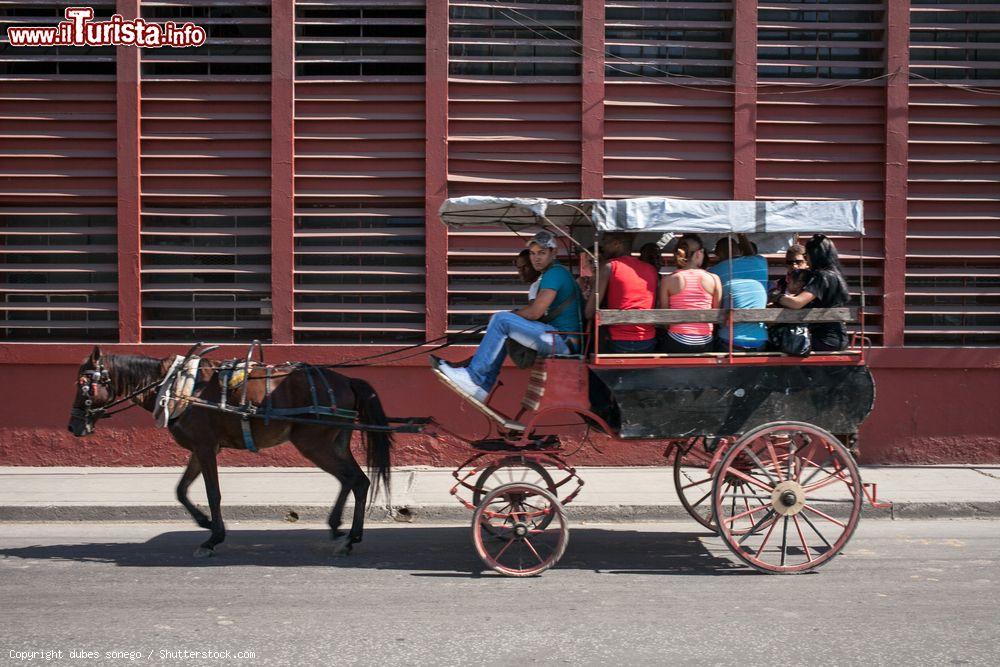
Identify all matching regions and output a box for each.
[597,307,858,327]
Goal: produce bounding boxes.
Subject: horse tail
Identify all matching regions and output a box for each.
[349,377,393,500]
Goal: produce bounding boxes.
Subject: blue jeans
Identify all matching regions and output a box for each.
[466,311,570,391]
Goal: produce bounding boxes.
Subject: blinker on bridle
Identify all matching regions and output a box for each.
[72,361,112,423]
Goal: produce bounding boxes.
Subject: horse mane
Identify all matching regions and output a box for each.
[105,354,164,397]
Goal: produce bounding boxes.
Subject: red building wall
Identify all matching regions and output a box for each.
[1,0,998,465]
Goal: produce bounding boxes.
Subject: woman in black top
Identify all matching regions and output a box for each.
[777,234,850,351]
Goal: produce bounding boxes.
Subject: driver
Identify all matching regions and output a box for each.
[432,231,582,402]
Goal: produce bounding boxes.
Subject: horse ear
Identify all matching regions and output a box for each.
[89,346,102,364]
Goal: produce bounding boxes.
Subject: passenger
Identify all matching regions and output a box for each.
[777,234,850,352]
[709,234,768,351]
[770,243,809,300]
[514,248,541,301]
[586,232,658,354]
[432,231,582,402]
[785,268,812,297]
[638,242,663,273]
[658,234,722,353]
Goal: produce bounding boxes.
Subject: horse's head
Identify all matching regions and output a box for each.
[68,346,113,437]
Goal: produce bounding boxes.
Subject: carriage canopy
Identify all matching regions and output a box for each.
[439,196,864,236]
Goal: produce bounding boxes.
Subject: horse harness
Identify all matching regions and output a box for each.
[157,342,360,453]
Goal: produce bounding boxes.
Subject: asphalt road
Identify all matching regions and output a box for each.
[1,519,998,666]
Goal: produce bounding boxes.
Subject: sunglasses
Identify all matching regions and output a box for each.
[787,259,807,267]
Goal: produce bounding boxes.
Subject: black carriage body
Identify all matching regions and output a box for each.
[589,362,875,439]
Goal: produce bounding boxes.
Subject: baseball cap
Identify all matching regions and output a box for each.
[526,230,558,249]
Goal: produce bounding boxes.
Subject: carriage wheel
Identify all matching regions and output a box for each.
[472,458,557,507]
[673,438,727,532]
[472,483,568,577]
[711,422,863,574]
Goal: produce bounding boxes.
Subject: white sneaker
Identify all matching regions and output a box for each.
[436,360,489,403]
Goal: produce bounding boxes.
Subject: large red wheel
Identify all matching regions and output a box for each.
[472,483,568,577]
[711,422,863,574]
[673,438,729,532]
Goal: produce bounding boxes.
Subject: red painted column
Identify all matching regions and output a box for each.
[424,0,449,340]
[883,0,910,348]
[580,0,604,198]
[116,0,142,343]
[732,0,757,200]
[270,0,296,344]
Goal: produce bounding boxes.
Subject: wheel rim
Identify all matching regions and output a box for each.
[472,483,568,577]
[712,423,863,574]
[473,459,558,534]
[674,439,726,532]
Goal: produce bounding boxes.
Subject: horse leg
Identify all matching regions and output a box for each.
[192,444,226,558]
[345,456,371,545]
[176,453,211,529]
[290,426,357,556]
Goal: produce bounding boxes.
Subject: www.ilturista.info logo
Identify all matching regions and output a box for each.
[7,6,207,47]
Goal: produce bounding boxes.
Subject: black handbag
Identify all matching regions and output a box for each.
[769,324,812,357]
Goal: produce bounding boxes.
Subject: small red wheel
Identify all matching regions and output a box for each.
[473,458,558,535]
[472,482,568,577]
[711,422,863,574]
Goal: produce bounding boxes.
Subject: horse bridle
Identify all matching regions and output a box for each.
[71,360,113,424]
[71,360,160,425]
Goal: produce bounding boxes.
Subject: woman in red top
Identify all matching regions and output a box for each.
[658,234,722,353]
[585,233,659,353]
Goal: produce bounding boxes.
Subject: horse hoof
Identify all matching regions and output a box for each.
[331,535,352,556]
[193,547,215,559]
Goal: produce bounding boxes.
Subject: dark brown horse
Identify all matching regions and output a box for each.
[67,346,392,558]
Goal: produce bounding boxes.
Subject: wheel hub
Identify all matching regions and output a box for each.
[771,480,806,516]
[512,522,529,538]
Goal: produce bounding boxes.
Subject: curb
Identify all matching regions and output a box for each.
[3,502,1000,523]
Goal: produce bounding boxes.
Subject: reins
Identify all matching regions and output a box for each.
[82,322,490,419]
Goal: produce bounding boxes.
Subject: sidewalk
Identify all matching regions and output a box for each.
[1,465,998,522]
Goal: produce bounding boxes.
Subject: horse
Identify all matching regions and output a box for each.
[66,346,392,558]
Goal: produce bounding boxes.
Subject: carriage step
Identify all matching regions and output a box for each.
[430,363,526,432]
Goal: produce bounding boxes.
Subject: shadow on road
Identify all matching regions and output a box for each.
[0,525,753,576]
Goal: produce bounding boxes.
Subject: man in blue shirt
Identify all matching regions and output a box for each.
[709,234,768,350]
[432,231,582,402]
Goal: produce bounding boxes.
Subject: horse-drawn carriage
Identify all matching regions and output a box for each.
[68,196,889,576]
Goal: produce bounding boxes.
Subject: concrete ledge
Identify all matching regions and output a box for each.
[1,465,998,522]
[3,501,1000,523]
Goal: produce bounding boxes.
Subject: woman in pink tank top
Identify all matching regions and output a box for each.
[658,235,722,353]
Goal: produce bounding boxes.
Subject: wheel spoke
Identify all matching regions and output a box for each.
[737,509,777,546]
[723,466,775,493]
[492,535,517,561]
[743,446,779,485]
[765,440,784,481]
[522,537,545,565]
[799,508,834,549]
[792,514,813,563]
[691,487,713,510]
[780,516,789,566]
[753,514,780,558]
[723,502,772,525]
[680,474,714,491]
[802,503,847,528]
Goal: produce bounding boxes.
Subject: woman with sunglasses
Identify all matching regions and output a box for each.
[776,235,850,352]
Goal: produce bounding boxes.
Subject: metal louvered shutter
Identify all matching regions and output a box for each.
[293,1,426,344]
[447,0,582,334]
[604,0,733,79]
[1,2,118,341]
[905,2,1000,346]
[757,1,885,80]
[139,0,273,342]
